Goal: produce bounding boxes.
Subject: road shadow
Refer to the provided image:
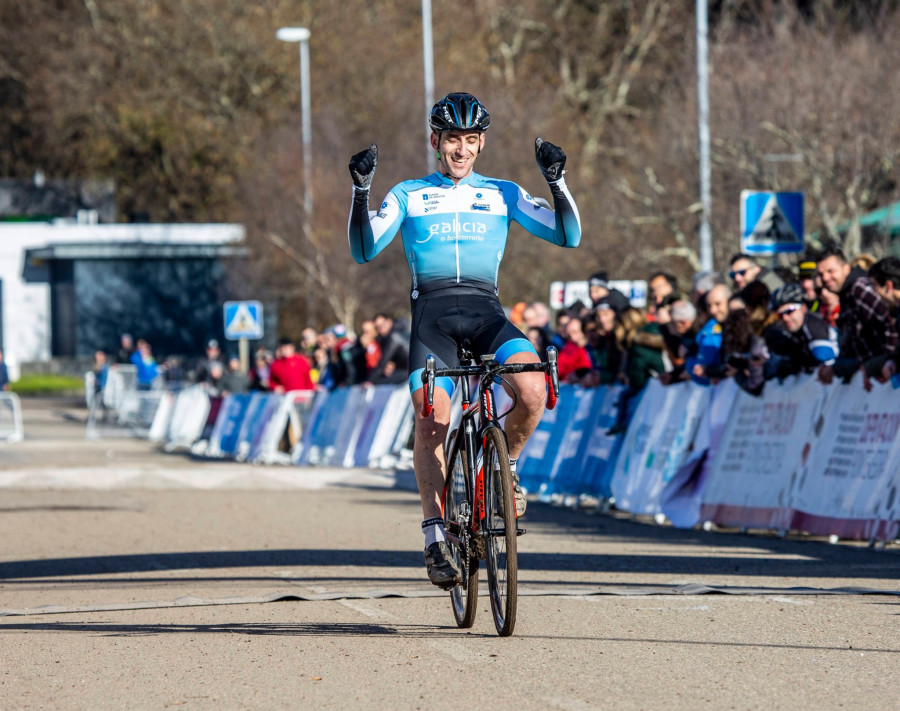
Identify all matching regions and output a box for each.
[1,544,899,583]
[0,621,897,654]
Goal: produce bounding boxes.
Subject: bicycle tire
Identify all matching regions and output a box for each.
[444,432,478,628]
[482,426,518,637]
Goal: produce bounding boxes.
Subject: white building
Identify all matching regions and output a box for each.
[0,220,245,380]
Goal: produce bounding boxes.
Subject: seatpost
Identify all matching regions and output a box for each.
[422,354,436,417]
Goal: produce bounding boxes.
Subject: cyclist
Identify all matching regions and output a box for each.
[347,92,581,588]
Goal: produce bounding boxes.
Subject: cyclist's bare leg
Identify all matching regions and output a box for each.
[501,351,546,458]
[410,387,451,520]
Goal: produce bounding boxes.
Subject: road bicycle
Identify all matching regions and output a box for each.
[421,345,559,636]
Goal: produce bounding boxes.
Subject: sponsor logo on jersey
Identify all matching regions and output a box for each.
[416,219,489,243]
[471,202,491,212]
[381,201,389,210]
[524,192,543,211]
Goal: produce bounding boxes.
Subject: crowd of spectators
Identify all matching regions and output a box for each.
[89,248,898,407]
[530,249,898,406]
[91,311,414,399]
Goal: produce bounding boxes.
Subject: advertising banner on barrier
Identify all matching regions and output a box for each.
[517,385,576,494]
[571,385,624,499]
[297,388,349,465]
[0,392,24,443]
[537,386,622,501]
[610,380,709,515]
[346,386,398,468]
[248,391,311,464]
[537,387,598,499]
[367,385,414,468]
[206,393,251,458]
[166,386,211,450]
[147,392,175,442]
[661,378,739,528]
[700,375,829,530]
[232,392,273,461]
[244,393,291,463]
[790,375,900,540]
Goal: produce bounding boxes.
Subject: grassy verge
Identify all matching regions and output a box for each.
[10,374,86,396]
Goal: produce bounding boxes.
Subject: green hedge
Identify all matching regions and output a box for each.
[10,374,86,395]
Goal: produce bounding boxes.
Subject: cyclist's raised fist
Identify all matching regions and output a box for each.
[534,138,566,183]
[349,144,378,189]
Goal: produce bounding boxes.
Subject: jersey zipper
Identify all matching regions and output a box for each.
[453,185,461,283]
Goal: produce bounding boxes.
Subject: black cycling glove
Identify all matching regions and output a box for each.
[535,138,566,183]
[349,144,378,189]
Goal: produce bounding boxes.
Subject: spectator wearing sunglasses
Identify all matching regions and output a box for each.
[728,253,784,293]
[763,284,838,379]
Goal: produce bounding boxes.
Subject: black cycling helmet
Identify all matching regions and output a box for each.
[771,283,805,309]
[429,92,491,133]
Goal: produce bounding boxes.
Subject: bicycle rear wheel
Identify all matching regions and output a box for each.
[444,432,478,628]
[482,426,518,637]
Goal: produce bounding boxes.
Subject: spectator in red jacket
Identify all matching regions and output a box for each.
[269,338,314,393]
[557,316,593,383]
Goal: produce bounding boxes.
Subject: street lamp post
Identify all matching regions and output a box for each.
[276,26,313,226]
[696,0,713,273]
[422,0,436,173]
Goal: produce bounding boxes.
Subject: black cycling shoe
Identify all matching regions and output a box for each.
[424,541,461,590]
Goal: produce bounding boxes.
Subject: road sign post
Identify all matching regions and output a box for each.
[224,301,264,373]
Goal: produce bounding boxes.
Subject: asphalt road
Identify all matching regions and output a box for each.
[1,398,898,710]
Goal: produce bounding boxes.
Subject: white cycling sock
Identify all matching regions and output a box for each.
[509,457,518,475]
[422,517,446,547]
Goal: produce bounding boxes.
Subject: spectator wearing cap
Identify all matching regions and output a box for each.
[270,337,314,393]
[865,256,900,385]
[764,283,838,379]
[728,253,785,293]
[588,272,610,306]
[588,271,630,313]
[588,296,625,385]
[686,283,732,385]
[195,338,223,388]
[816,246,898,384]
[797,259,820,310]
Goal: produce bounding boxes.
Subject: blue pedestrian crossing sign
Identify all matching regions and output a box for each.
[223,301,264,340]
[741,190,804,254]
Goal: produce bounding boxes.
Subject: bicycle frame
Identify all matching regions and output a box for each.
[425,349,559,554]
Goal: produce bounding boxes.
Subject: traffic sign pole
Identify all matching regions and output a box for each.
[239,338,249,375]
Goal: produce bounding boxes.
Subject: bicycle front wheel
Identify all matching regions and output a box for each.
[445,432,478,628]
[482,426,518,637]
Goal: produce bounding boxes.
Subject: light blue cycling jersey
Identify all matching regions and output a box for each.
[348,170,581,298]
